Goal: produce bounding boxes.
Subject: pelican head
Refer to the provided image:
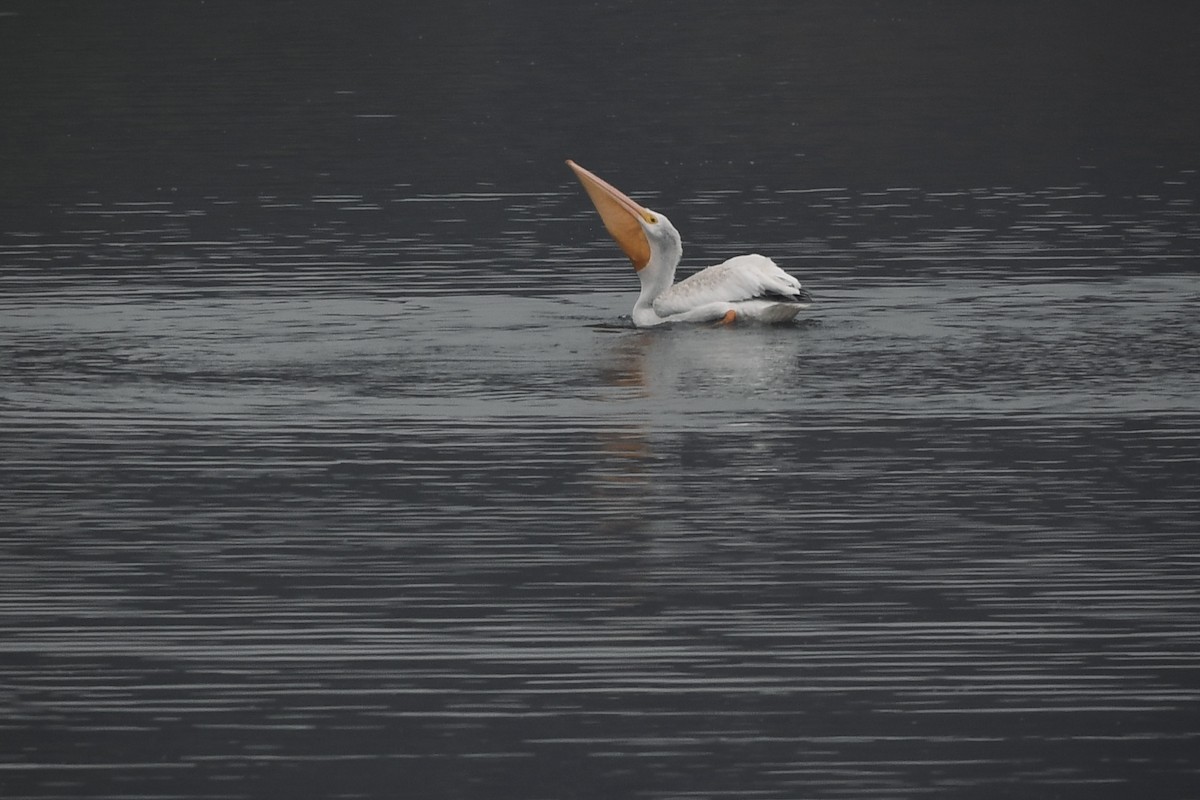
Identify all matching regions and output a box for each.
[566,160,682,283]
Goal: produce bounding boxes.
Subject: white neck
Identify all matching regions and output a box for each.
[632,223,682,325]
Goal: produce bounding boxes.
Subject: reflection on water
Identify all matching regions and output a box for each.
[2,175,1199,797]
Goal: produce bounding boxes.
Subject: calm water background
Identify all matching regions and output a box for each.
[2,2,1199,798]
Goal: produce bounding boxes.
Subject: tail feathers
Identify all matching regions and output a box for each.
[760,287,813,305]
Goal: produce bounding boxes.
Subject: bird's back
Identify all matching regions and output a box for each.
[653,254,807,316]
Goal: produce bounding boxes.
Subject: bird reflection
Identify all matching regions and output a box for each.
[595,331,655,395]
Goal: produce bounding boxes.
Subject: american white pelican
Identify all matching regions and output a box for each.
[566,160,812,327]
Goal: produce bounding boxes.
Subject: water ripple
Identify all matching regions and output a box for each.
[3,185,1199,799]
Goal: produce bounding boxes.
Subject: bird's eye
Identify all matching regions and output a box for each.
[647,215,658,224]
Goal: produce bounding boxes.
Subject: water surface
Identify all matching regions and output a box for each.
[2,3,1200,798]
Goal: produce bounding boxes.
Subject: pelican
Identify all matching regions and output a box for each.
[566,160,812,327]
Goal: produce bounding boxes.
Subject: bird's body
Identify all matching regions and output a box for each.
[566,160,812,327]
[643,253,809,327]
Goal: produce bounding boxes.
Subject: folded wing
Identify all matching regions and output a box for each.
[652,254,808,317]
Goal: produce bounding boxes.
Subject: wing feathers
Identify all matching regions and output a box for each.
[652,254,807,317]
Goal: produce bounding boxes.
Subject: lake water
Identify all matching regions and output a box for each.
[2,3,1199,798]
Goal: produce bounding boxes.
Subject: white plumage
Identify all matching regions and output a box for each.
[566,161,812,327]
[654,254,807,316]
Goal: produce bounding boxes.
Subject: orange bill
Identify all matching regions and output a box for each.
[566,160,653,270]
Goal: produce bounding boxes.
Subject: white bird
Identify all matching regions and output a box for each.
[567,160,812,327]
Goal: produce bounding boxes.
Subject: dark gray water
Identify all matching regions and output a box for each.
[3,3,1200,798]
